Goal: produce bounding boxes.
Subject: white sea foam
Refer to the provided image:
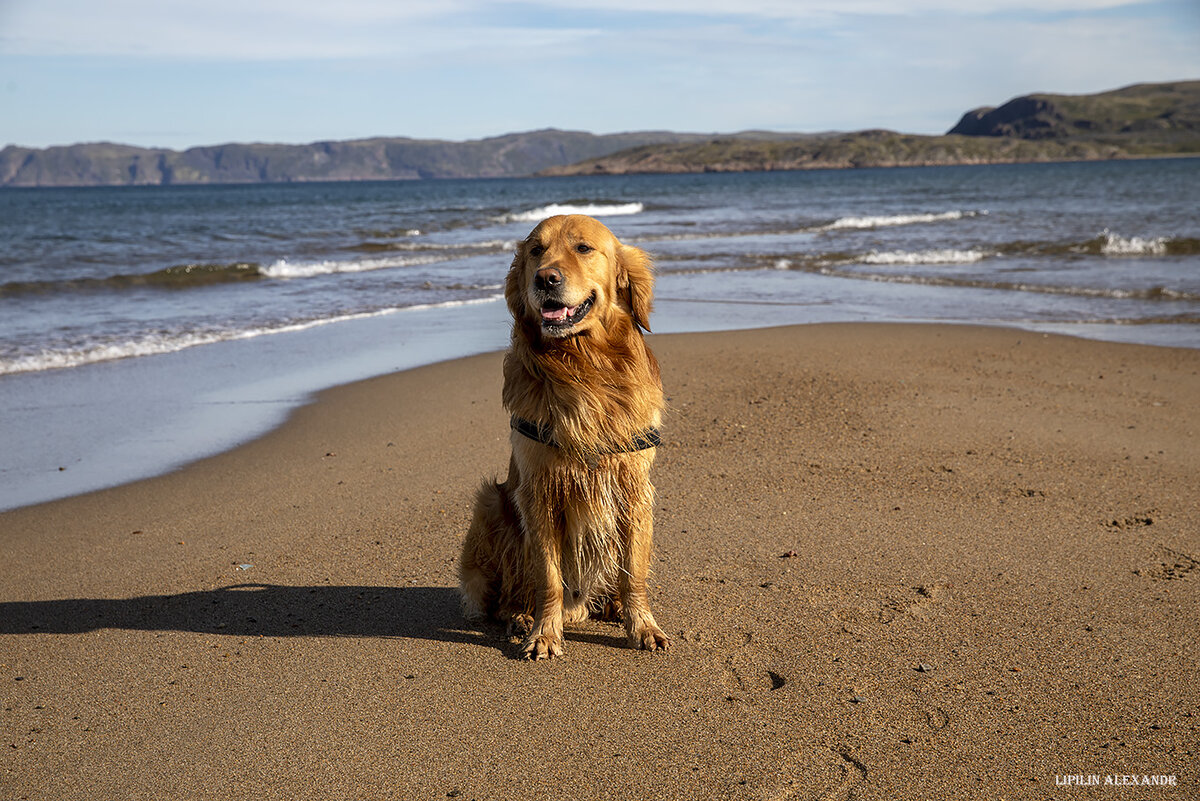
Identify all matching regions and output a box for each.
[860,249,988,266]
[469,239,518,251]
[1098,229,1169,256]
[262,254,443,279]
[821,210,982,231]
[0,296,504,376]
[505,202,645,223]
[369,238,516,253]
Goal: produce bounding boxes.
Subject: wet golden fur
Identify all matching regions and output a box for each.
[458,214,669,659]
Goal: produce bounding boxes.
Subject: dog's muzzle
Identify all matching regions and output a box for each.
[539,291,595,333]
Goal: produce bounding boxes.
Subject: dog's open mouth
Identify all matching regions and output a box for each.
[540,292,595,330]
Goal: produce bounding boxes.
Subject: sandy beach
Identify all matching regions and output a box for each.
[1,322,1196,799]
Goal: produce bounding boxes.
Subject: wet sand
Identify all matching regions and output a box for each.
[2,323,1197,799]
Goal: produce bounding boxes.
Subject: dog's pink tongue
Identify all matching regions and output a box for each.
[542,305,574,322]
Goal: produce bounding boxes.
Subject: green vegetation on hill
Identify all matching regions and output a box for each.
[547,80,1200,176]
[540,130,1160,175]
[950,81,1200,141]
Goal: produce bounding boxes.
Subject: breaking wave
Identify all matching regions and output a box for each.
[0,262,264,296]
[819,210,984,230]
[807,264,1200,302]
[0,295,504,376]
[349,238,514,254]
[1097,231,1169,256]
[0,254,452,297]
[860,249,989,265]
[504,201,645,223]
[261,254,444,279]
[1000,232,1200,258]
[1084,230,1200,257]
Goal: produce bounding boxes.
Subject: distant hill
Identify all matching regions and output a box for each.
[538,130,1154,175]
[545,80,1200,176]
[0,129,715,188]
[5,81,1198,187]
[948,81,1200,141]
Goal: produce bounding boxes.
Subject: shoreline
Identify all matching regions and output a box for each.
[3,286,1198,514]
[2,321,1196,799]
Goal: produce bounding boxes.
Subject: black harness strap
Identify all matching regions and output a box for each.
[510,416,661,453]
[510,416,555,446]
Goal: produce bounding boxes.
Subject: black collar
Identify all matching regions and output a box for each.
[510,416,661,453]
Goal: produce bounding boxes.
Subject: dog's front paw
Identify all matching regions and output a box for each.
[522,632,564,661]
[629,621,670,652]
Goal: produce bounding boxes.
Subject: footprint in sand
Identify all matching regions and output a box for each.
[878,582,949,623]
[720,630,789,698]
[1133,546,1198,581]
[766,747,867,801]
[925,706,950,731]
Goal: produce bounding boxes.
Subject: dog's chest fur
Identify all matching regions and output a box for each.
[502,324,661,614]
[511,436,638,610]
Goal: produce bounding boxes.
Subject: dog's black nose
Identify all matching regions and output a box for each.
[535,267,563,292]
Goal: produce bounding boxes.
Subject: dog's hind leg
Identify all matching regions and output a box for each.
[591,594,624,623]
[459,477,528,622]
[458,481,502,621]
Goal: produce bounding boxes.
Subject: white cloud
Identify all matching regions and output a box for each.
[1,0,1166,62]
[0,0,470,59]
[515,0,1153,16]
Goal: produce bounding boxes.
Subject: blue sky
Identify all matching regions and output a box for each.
[1,0,1197,150]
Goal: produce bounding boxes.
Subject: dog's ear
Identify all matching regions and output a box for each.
[505,239,528,321]
[616,243,654,332]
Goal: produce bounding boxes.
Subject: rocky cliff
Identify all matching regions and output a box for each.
[948,81,1200,141]
[0,129,711,188]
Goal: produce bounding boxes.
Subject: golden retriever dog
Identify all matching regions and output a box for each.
[458,214,669,660]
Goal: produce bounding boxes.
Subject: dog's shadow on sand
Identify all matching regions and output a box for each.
[0,583,619,656]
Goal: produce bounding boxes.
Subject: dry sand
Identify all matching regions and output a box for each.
[1,323,1197,800]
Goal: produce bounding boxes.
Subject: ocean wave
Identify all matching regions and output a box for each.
[658,250,989,275]
[0,295,504,376]
[0,248,494,299]
[996,232,1200,259]
[0,263,263,297]
[260,254,445,279]
[349,238,515,254]
[1083,230,1200,257]
[633,226,823,245]
[819,210,984,231]
[1096,230,1169,256]
[503,202,645,223]
[658,264,768,277]
[419,281,503,292]
[860,249,988,266]
[809,264,1200,302]
[352,227,423,240]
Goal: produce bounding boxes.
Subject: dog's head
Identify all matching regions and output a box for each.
[505,214,654,339]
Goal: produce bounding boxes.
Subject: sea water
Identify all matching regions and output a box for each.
[2,159,1198,509]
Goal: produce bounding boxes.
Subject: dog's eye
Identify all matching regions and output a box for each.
[575,243,593,254]
[528,244,545,258]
